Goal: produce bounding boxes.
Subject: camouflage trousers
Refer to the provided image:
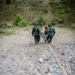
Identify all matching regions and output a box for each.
[44,35,53,43]
[34,35,40,43]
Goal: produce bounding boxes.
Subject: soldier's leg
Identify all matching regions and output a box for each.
[50,36,53,42]
[37,36,40,43]
[34,36,37,43]
[47,36,49,43]
[47,35,50,43]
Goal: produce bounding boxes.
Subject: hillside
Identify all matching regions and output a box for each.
[0,0,54,23]
[0,0,75,26]
[0,0,75,75]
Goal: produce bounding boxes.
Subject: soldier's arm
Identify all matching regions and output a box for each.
[54,28,55,35]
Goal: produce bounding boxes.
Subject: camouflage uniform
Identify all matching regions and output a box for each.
[48,25,55,43]
[32,25,40,43]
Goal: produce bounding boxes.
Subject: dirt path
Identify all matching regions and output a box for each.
[0,27,75,75]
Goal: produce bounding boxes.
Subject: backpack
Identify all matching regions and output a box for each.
[49,27,55,36]
[33,26,40,36]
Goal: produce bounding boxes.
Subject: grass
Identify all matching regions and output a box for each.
[0,30,5,34]
[0,28,13,35]
[73,29,75,32]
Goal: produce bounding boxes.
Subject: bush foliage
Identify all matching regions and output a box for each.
[18,20,27,27]
[37,16,46,26]
[30,20,37,25]
[0,22,14,28]
[0,22,7,28]
[14,14,23,26]
[51,20,56,26]
[30,16,46,26]
[14,14,30,27]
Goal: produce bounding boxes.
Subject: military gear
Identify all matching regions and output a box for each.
[32,26,40,36]
[32,25,40,43]
[48,26,55,43]
[49,26,55,36]
[34,36,40,43]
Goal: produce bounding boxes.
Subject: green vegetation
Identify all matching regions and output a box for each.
[0,22,7,28]
[14,14,23,26]
[49,18,64,26]
[0,30,5,34]
[28,1,49,13]
[49,0,75,25]
[51,20,56,26]
[14,14,30,27]
[30,16,46,27]
[30,20,37,25]
[0,14,46,28]
[0,0,75,28]
[18,20,27,27]
[0,22,13,28]
[37,16,46,26]
[71,24,75,29]
[57,19,64,24]
[0,0,75,35]
[0,29,12,35]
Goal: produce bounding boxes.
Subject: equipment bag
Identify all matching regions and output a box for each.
[33,26,40,36]
[49,27,55,36]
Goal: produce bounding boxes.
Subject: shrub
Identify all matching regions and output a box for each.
[37,16,46,26]
[60,10,65,14]
[71,24,75,29]
[65,7,70,13]
[14,14,23,26]
[58,19,64,23]
[0,22,7,28]
[51,20,56,26]
[59,24,63,27]
[55,18,58,21]
[18,20,27,27]
[7,22,13,28]
[0,22,14,28]
[30,19,37,25]
[42,8,48,13]
[0,30,5,34]
[58,4,62,9]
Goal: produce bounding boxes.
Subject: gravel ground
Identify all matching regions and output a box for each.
[0,27,75,75]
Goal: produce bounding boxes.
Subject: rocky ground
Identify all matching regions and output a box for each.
[0,27,75,75]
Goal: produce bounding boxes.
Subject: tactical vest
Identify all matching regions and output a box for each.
[33,26,40,36]
[49,27,55,36]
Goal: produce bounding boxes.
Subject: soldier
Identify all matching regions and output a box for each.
[44,25,49,43]
[48,24,55,43]
[32,22,41,44]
